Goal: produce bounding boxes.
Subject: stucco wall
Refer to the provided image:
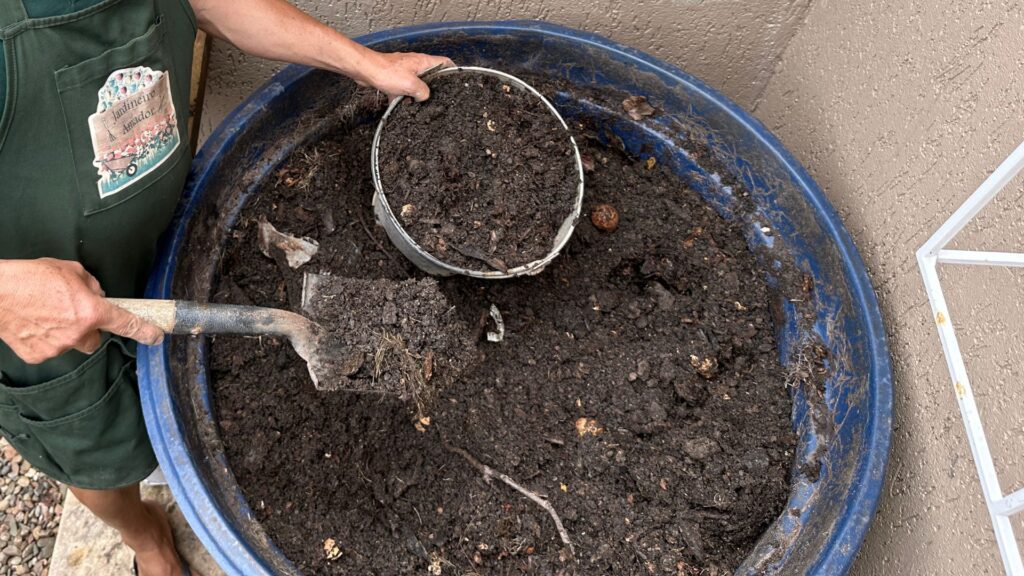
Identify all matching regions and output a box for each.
[752,2,1024,574]
[198,0,812,140]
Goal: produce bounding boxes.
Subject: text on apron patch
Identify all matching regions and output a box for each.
[88,66,179,198]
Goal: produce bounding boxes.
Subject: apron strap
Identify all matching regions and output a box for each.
[0,0,27,36]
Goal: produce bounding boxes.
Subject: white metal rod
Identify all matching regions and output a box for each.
[918,140,1024,258]
[993,488,1024,517]
[918,255,1024,575]
[937,250,1024,267]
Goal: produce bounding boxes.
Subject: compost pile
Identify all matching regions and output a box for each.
[377,73,579,272]
[210,90,796,575]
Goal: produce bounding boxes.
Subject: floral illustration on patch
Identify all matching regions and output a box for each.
[88,66,180,198]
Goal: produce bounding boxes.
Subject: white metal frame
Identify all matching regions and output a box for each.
[917,141,1024,575]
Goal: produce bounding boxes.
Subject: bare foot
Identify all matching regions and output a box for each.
[129,501,183,576]
[70,484,200,576]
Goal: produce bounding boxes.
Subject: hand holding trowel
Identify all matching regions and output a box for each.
[110,272,474,397]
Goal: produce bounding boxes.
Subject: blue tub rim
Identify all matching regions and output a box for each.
[138,19,894,576]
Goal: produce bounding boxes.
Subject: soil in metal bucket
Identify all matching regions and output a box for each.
[377,72,579,273]
[210,100,797,575]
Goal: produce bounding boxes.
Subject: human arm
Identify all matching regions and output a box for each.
[0,259,165,364]
[188,0,452,101]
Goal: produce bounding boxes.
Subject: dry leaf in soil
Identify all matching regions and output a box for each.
[575,417,604,437]
[622,95,656,121]
[689,354,719,379]
[322,538,342,560]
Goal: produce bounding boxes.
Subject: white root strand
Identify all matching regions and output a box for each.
[445,444,574,555]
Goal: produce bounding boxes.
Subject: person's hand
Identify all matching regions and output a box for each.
[357,50,454,102]
[0,258,164,364]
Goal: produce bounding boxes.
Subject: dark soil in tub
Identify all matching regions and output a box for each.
[210,109,796,575]
[377,72,579,272]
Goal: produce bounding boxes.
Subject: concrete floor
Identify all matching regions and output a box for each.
[180,1,1024,574]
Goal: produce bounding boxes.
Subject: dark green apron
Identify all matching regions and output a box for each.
[0,0,195,488]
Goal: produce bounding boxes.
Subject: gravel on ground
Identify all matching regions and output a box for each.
[0,438,64,576]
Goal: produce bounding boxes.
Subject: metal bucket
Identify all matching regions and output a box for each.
[370,66,585,278]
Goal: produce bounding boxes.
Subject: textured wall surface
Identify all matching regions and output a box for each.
[753,1,1024,573]
[198,0,812,140]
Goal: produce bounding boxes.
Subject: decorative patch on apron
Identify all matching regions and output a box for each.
[88,66,180,198]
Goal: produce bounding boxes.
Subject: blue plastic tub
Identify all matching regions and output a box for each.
[139,21,893,575]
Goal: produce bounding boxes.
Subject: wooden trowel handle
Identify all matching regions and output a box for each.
[106,298,315,339]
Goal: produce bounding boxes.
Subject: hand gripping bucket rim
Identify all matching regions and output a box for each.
[370,65,586,278]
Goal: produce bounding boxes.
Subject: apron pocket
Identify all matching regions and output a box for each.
[54,13,189,216]
[18,360,152,486]
[0,402,63,480]
[0,337,150,486]
[0,337,124,420]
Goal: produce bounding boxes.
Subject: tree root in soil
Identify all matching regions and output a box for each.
[443,443,575,556]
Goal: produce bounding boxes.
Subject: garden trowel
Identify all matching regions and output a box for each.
[108,272,363,391]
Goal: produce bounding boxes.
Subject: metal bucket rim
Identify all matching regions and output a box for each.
[370,65,585,279]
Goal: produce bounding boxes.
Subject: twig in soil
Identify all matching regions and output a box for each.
[266,245,303,310]
[443,444,575,555]
[356,208,401,267]
[454,244,508,273]
[469,309,491,343]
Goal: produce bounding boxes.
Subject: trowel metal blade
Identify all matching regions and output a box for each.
[298,272,368,392]
[300,272,328,314]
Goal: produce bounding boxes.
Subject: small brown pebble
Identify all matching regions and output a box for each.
[590,204,619,232]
